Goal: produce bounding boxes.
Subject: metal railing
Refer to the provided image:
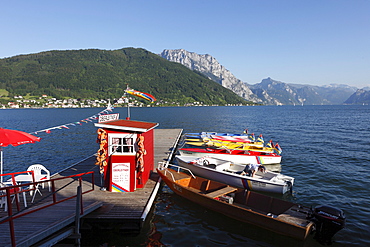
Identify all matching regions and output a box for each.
[158,162,196,181]
[0,171,95,246]
[0,171,36,211]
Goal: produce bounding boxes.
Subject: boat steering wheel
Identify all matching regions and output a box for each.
[203,159,210,166]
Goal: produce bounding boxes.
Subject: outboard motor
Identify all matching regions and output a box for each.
[309,205,346,244]
[286,180,293,194]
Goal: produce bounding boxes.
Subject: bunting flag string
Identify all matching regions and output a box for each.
[29,105,114,135]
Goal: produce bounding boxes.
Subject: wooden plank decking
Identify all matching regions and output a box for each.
[0,199,102,247]
[0,128,183,246]
[53,128,183,231]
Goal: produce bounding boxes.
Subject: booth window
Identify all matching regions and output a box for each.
[110,134,136,155]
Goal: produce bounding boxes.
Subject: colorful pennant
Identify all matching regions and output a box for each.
[124,87,156,103]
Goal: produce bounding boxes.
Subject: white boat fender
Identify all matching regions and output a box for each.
[267,213,277,218]
[218,195,234,204]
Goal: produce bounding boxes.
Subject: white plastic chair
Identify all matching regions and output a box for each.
[0,182,27,211]
[0,183,7,209]
[27,164,51,192]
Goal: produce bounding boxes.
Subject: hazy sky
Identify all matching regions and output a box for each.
[1,0,369,88]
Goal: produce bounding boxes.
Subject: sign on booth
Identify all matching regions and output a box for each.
[111,162,131,192]
[99,113,119,123]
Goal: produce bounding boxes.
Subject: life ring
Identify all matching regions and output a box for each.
[96,128,108,174]
[136,136,146,173]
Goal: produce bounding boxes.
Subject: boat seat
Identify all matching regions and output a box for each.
[215,162,231,171]
[204,186,237,198]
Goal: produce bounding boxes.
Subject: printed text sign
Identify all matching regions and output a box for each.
[99,113,119,123]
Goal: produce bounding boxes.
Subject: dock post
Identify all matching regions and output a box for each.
[74,185,82,246]
[6,187,16,247]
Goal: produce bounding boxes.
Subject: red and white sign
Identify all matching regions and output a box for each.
[111,162,130,192]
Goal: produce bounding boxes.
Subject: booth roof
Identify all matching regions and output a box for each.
[94,119,159,132]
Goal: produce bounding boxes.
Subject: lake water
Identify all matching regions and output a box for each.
[0,105,369,246]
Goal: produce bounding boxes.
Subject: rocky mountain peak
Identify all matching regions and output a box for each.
[160,49,359,105]
[160,49,261,103]
[344,89,370,104]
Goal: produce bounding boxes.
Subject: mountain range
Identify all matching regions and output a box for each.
[160,49,369,105]
[0,48,247,106]
[1,47,368,106]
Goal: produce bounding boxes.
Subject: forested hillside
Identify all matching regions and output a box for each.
[0,48,248,105]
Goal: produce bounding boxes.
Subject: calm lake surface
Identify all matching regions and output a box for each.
[0,105,369,246]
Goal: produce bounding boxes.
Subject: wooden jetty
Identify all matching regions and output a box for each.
[57,128,183,231]
[0,128,182,246]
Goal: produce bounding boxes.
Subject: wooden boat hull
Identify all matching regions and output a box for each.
[157,167,314,240]
[176,155,293,194]
[178,147,282,165]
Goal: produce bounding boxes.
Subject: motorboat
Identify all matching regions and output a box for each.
[178,147,282,165]
[175,155,293,194]
[157,164,346,242]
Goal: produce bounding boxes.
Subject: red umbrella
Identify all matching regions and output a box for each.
[0,128,41,182]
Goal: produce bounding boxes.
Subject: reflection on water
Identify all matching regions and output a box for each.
[1,105,369,246]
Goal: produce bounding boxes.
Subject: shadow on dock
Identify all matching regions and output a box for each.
[0,129,182,246]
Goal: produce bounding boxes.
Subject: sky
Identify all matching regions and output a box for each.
[1,0,369,88]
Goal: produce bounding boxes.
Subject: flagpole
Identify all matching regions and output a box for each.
[125,84,131,120]
[124,85,156,120]
[127,101,130,120]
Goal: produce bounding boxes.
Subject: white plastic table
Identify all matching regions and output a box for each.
[12,174,47,202]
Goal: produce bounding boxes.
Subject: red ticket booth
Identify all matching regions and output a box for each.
[94,119,158,192]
